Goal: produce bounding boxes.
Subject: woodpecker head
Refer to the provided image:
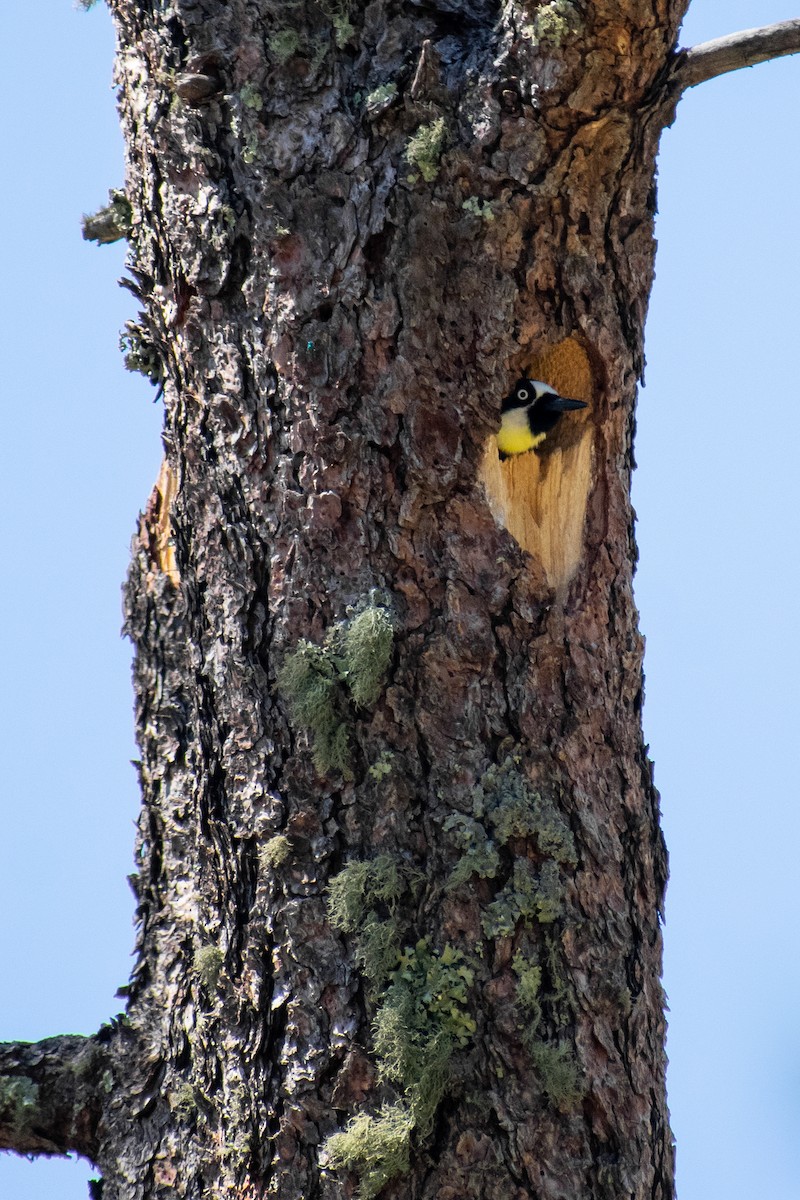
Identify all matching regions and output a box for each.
[498,379,587,457]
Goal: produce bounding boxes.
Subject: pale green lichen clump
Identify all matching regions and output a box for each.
[445,757,577,920]
[278,597,394,777]
[461,196,495,221]
[339,604,394,708]
[277,641,351,776]
[82,190,132,245]
[261,834,291,869]
[325,858,475,1196]
[239,82,263,111]
[0,1077,39,1133]
[326,938,474,1197]
[368,750,394,781]
[530,0,581,45]
[529,1040,584,1110]
[328,855,404,981]
[445,758,585,1110]
[365,81,398,118]
[327,854,404,933]
[193,945,224,993]
[405,118,446,182]
[511,949,583,1109]
[329,7,355,47]
[326,1102,413,1199]
[120,321,163,388]
[269,29,300,63]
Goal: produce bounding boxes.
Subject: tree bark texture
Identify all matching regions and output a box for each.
[3,1,699,1197]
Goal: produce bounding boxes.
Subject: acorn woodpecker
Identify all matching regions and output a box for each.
[498,379,587,457]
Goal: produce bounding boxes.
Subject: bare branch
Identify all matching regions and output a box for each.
[0,1035,107,1159]
[674,19,800,90]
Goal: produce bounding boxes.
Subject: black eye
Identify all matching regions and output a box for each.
[516,387,529,401]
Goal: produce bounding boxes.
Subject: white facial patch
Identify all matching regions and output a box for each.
[502,406,532,436]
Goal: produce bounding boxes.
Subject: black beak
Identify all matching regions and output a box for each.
[540,395,587,413]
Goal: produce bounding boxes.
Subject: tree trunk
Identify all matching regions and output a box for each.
[6,3,796,1199]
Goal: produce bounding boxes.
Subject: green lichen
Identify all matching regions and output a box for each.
[327,854,409,996]
[365,81,397,115]
[366,82,397,107]
[326,1102,413,1200]
[461,197,495,222]
[0,1077,39,1132]
[269,29,300,63]
[443,814,500,889]
[82,190,132,245]
[315,0,355,48]
[355,917,403,983]
[371,938,473,1129]
[527,927,572,1022]
[261,834,291,870]
[528,1040,585,1112]
[368,751,394,781]
[241,135,259,165]
[170,1082,199,1115]
[482,859,564,938]
[512,951,543,1028]
[375,1016,453,1134]
[328,855,404,942]
[219,1078,252,1168]
[442,759,584,1109]
[239,82,263,111]
[446,759,575,898]
[325,864,474,1197]
[120,321,164,388]
[339,604,394,708]
[405,118,446,183]
[194,945,224,993]
[278,598,394,777]
[456,760,575,934]
[231,91,261,163]
[529,0,580,45]
[327,942,473,1195]
[513,944,584,1112]
[331,11,355,47]
[482,760,577,865]
[278,640,352,777]
[382,940,476,1060]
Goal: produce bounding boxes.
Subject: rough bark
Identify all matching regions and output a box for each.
[8,3,798,1199]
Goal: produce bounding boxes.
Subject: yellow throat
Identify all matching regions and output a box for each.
[496,406,545,456]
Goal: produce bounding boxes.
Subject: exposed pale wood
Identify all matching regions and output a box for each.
[144,458,179,588]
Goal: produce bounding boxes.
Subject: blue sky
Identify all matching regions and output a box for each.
[1,2,798,1197]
